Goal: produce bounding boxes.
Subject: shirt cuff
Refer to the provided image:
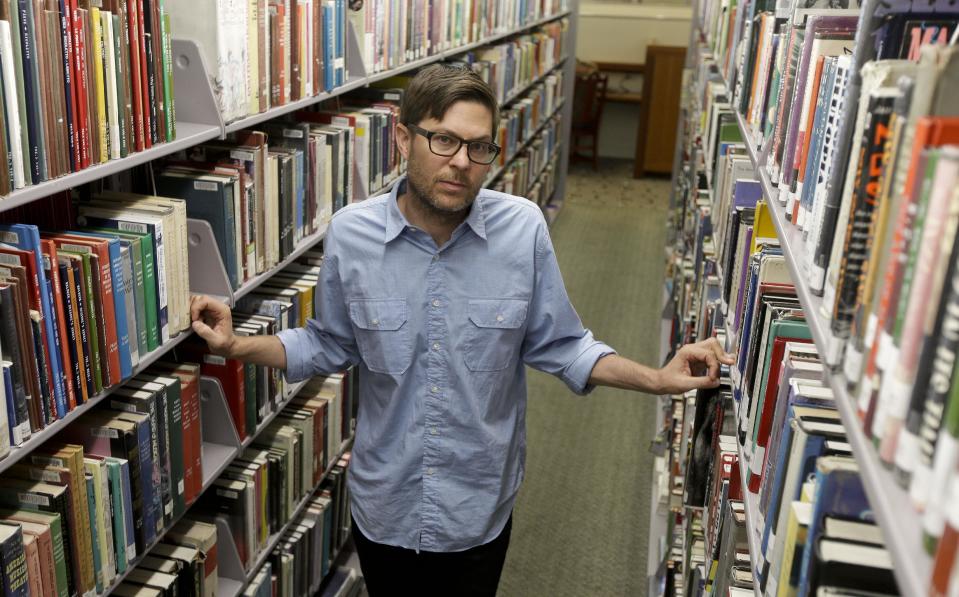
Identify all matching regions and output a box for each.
[562,342,617,396]
[277,328,311,383]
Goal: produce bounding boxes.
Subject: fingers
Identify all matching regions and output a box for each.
[191,319,215,342]
[190,294,210,323]
[701,336,736,365]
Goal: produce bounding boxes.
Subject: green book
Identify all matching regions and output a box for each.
[83,227,158,352]
[160,8,175,140]
[103,458,130,573]
[60,249,104,394]
[84,473,103,594]
[142,375,185,519]
[0,509,69,597]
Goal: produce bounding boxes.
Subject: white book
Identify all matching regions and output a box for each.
[102,12,121,161]
[167,0,249,122]
[0,20,25,189]
[247,0,259,114]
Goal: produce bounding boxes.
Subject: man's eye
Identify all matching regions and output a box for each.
[433,134,456,147]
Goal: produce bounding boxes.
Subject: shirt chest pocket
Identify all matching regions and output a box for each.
[349,299,413,375]
[464,299,529,372]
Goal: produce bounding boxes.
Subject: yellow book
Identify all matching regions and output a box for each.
[90,7,108,162]
[751,200,779,254]
[776,501,813,597]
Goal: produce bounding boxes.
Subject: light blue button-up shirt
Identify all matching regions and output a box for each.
[277,177,615,552]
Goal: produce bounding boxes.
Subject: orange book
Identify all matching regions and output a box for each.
[792,55,827,223]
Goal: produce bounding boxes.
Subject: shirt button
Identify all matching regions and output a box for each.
[427,467,435,475]
[432,299,441,307]
[432,342,440,350]
[431,386,439,393]
[496,314,504,322]
[432,254,439,262]
[371,318,379,326]
[431,428,438,435]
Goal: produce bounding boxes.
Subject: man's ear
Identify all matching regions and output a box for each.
[396,122,411,160]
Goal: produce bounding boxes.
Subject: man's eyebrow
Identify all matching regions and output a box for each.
[436,128,493,142]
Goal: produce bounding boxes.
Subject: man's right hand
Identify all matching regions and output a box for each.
[190,295,237,357]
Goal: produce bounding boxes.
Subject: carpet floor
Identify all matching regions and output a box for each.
[497,159,671,597]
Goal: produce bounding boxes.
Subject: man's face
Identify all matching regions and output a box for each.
[400,100,494,215]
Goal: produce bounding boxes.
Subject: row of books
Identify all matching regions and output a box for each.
[464,19,567,104]
[695,0,959,585]
[178,0,567,125]
[0,0,176,196]
[0,359,205,597]
[0,210,192,450]
[242,454,353,597]
[492,71,563,168]
[345,0,566,75]
[112,518,218,597]
[490,114,560,198]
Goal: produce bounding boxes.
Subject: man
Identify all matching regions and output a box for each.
[190,63,733,595]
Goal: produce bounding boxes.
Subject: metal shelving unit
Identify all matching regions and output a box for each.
[732,101,930,597]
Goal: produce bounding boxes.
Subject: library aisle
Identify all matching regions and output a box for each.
[500,160,671,596]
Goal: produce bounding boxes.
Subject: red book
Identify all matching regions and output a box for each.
[126,0,145,151]
[136,0,152,148]
[71,4,91,169]
[177,342,247,442]
[931,515,959,597]
[42,233,121,387]
[41,240,76,412]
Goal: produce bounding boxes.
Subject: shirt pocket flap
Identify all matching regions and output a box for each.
[349,299,408,331]
[468,299,528,329]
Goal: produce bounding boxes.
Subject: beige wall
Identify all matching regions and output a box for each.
[576,3,691,159]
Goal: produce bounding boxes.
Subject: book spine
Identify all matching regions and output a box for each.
[17,0,46,183]
[70,258,96,397]
[45,250,76,413]
[0,525,28,597]
[135,0,151,148]
[71,3,90,169]
[57,263,85,405]
[140,0,157,145]
[125,0,144,151]
[56,0,79,172]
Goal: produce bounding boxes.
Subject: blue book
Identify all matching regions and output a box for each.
[324,0,335,91]
[0,224,67,417]
[2,365,14,447]
[758,413,847,591]
[798,58,838,224]
[796,458,871,596]
[117,411,161,545]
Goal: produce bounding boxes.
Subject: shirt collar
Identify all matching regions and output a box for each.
[384,176,488,244]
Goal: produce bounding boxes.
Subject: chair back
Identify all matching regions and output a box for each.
[572,72,608,130]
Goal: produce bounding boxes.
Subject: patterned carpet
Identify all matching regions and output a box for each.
[497,159,671,597]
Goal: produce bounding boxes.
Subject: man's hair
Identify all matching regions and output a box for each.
[401,62,500,136]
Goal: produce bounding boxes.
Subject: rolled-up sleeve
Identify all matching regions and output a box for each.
[521,220,615,395]
[277,222,361,382]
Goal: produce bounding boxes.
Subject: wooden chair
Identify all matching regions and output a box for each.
[570,71,608,170]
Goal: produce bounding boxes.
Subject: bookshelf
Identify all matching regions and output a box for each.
[729,110,931,597]
[660,0,939,589]
[0,2,581,594]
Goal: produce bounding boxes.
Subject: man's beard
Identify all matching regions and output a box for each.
[405,156,481,218]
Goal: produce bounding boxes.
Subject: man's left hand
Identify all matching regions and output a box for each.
[655,337,736,394]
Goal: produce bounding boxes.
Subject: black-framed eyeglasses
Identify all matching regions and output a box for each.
[406,124,501,165]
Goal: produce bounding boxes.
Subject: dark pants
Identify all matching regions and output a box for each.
[351,516,513,597]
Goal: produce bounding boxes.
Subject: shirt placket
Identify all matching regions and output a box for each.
[420,247,448,550]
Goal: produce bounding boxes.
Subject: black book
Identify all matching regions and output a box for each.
[54,262,83,403]
[808,538,897,595]
[0,285,29,431]
[66,257,94,397]
[16,0,46,184]
[0,522,28,597]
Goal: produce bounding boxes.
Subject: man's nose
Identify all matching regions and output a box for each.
[449,143,471,169]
